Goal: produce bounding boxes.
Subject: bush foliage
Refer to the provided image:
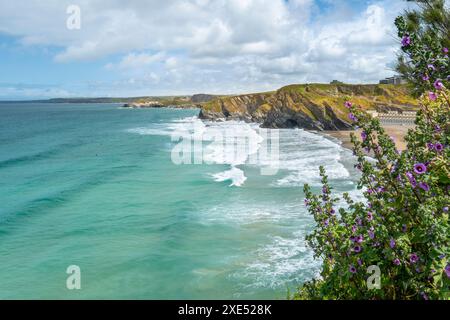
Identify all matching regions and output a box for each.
[295,4,449,300]
[395,0,449,96]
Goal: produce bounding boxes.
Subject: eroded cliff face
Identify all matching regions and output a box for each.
[199,84,417,130]
[199,92,273,122]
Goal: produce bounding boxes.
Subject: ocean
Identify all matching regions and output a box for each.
[0,103,361,299]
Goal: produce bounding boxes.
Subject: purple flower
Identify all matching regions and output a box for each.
[413,163,427,174]
[357,258,363,266]
[356,235,363,243]
[354,245,362,253]
[324,219,329,226]
[426,142,434,150]
[418,182,430,192]
[445,265,450,279]
[351,225,357,233]
[421,292,429,300]
[329,208,335,215]
[401,35,411,47]
[410,253,419,264]
[443,47,449,54]
[402,224,407,232]
[390,239,396,248]
[428,91,437,101]
[367,212,373,221]
[422,74,429,81]
[344,101,352,108]
[368,230,375,239]
[428,64,436,71]
[434,80,444,90]
[348,113,357,122]
[444,207,449,213]
[393,258,401,266]
[361,131,367,140]
[349,265,357,274]
[390,164,398,174]
[406,172,417,188]
[435,143,444,152]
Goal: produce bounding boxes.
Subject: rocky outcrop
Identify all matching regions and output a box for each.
[191,94,217,103]
[123,94,214,108]
[198,93,274,122]
[123,101,166,108]
[199,84,417,130]
[122,100,200,109]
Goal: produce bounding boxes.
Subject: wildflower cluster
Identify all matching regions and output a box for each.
[294,5,450,300]
[296,85,449,299]
[292,2,450,300]
[395,15,449,96]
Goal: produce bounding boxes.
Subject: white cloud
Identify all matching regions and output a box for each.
[0,0,413,96]
[165,57,178,69]
[117,52,165,69]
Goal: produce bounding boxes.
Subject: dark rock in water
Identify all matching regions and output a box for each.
[122,101,197,109]
[122,101,165,108]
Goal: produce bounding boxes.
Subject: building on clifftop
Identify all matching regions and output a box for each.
[379,76,407,85]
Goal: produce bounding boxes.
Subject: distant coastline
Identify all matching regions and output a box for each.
[1,83,418,136]
[0,93,218,105]
[0,96,192,104]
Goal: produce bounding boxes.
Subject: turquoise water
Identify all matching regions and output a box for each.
[0,103,360,299]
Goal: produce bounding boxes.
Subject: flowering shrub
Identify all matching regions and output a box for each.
[396,15,449,96]
[295,87,449,299]
[295,13,449,299]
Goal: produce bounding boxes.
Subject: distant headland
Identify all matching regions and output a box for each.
[1,83,418,132]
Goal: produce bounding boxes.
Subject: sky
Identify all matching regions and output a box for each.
[0,0,415,100]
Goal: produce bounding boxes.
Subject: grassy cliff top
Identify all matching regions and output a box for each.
[278,83,416,106]
[201,83,418,114]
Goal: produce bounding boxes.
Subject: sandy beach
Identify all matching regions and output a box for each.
[322,125,414,151]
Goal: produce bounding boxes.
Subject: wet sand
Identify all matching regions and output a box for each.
[322,125,414,151]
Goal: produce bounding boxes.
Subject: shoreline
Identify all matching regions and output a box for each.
[320,125,414,152]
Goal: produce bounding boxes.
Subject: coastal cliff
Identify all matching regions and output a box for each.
[199,84,417,130]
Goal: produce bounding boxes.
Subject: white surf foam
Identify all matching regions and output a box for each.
[202,121,263,165]
[127,117,267,187]
[232,230,321,290]
[126,116,205,138]
[127,117,357,188]
[211,166,247,187]
[126,127,172,136]
[271,129,352,187]
[197,200,307,226]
